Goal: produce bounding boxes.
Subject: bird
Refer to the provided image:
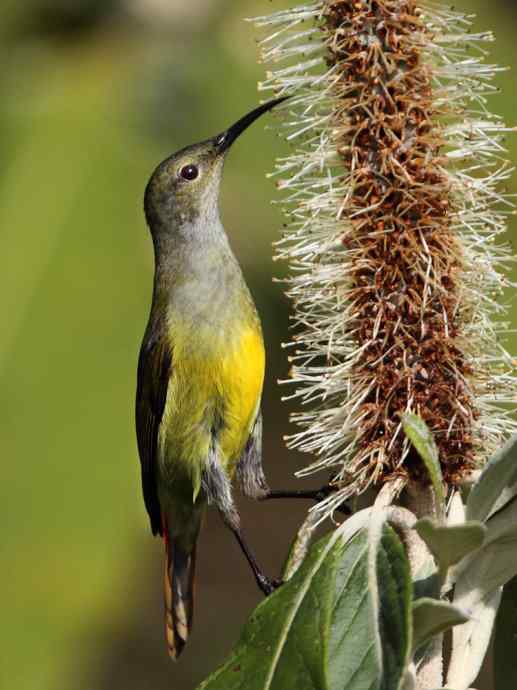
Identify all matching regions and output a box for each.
[135,97,287,659]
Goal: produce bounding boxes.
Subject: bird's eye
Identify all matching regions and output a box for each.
[180,164,199,181]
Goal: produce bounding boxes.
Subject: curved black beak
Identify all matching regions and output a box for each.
[214,96,289,154]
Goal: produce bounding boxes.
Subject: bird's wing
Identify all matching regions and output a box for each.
[135,329,172,536]
[236,410,268,499]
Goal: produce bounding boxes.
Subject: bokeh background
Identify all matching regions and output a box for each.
[1,1,516,689]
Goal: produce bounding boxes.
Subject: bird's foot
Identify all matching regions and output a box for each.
[230,526,284,597]
[257,574,283,597]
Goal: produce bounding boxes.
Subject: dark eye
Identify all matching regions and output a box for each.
[180,164,199,181]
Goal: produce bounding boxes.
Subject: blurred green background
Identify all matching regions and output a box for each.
[1,1,515,689]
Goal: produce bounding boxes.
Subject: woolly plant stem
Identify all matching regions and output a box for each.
[404,482,442,689]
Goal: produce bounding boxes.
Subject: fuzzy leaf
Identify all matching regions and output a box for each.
[449,498,517,595]
[401,665,416,690]
[402,414,445,519]
[281,510,320,581]
[447,514,517,689]
[447,588,502,690]
[415,519,486,571]
[412,598,469,652]
[366,517,412,690]
[454,524,517,606]
[494,576,517,690]
[480,494,517,548]
[447,490,466,526]
[197,513,411,690]
[467,435,517,522]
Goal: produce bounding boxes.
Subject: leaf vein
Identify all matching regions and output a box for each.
[343,640,376,688]
[334,586,369,651]
[263,531,343,690]
[333,542,368,613]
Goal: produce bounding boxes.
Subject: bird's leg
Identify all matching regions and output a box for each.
[230,526,282,596]
[261,484,351,515]
[205,458,282,597]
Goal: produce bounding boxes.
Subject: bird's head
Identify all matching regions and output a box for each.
[144,97,287,242]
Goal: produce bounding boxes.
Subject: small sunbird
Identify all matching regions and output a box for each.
[136,97,287,659]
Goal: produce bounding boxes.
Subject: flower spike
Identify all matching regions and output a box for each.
[255,0,517,519]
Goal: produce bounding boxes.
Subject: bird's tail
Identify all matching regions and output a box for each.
[163,523,197,660]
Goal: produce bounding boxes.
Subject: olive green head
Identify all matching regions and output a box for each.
[143,97,288,243]
[144,138,223,233]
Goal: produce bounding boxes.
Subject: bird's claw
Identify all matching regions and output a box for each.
[258,574,283,596]
[314,485,333,502]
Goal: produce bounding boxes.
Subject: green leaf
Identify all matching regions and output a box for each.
[197,511,412,690]
[365,516,412,690]
[467,434,517,522]
[415,519,486,572]
[452,497,517,606]
[402,414,445,519]
[494,576,517,690]
[198,531,341,690]
[479,494,517,550]
[447,588,502,690]
[454,527,517,607]
[401,665,416,690]
[412,598,469,652]
[448,507,517,689]
[281,510,320,581]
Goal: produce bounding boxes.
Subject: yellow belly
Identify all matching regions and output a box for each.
[158,323,265,500]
